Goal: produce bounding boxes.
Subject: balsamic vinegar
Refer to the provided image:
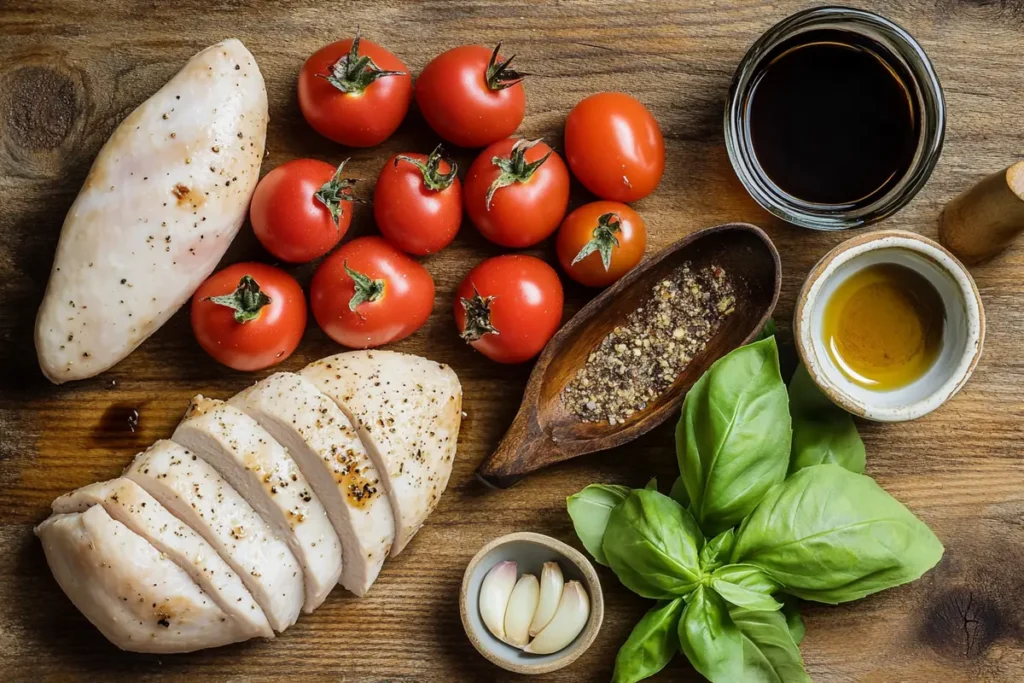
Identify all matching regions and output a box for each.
[747,29,920,207]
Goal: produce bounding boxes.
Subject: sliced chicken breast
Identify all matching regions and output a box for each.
[36,506,253,653]
[124,439,302,632]
[52,477,272,640]
[300,351,462,555]
[35,39,268,383]
[172,396,342,612]
[229,373,396,596]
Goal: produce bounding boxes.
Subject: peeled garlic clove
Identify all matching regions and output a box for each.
[523,580,590,655]
[503,573,540,648]
[479,560,517,642]
[529,561,564,637]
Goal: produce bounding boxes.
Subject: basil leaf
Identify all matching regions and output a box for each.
[678,586,744,682]
[669,476,689,507]
[699,528,735,573]
[789,364,866,474]
[756,319,777,341]
[711,564,782,612]
[567,484,631,566]
[731,464,944,604]
[782,597,805,645]
[645,477,658,491]
[729,606,811,683]
[612,598,685,683]
[677,337,791,537]
[603,489,704,599]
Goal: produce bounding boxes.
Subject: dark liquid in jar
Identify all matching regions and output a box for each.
[748,30,920,207]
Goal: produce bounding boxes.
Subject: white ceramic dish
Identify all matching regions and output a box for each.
[459,532,604,675]
[795,230,984,422]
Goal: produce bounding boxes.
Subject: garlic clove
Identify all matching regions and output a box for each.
[523,580,590,655]
[479,560,517,642]
[504,573,540,648]
[529,561,564,637]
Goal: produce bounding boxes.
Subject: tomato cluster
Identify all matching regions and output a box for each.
[191,33,666,371]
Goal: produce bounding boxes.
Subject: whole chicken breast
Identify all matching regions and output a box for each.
[124,439,303,632]
[300,351,462,555]
[51,477,272,640]
[34,38,268,383]
[172,396,342,612]
[36,505,254,653]
[230,373,396,596]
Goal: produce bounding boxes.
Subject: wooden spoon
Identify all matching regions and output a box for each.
[476,223,781,489]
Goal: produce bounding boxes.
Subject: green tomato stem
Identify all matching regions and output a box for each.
[317,30,406,94]
[485,138,552,209]
[205,275,272,323]
[315,158,358,227]
[572,212,622,271]
[394,144,458,192]
[459,288,500,341]
[345,262,385,312]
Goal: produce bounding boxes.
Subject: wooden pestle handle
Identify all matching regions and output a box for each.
[940,161,1024,265]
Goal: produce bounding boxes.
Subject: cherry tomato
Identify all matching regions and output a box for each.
[191,263,306,372]
[564,92,665,202]
[298,33,412,147]
[464,138,570,248]
[556,201,647,287]
[311,236,434,349]
[249,159,357,263]
[454,255,564,364]
[415,43,526,148]
[374,146,462,256]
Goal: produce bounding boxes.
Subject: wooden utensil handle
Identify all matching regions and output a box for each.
[476,406,567,489]
[940,161,1024,265]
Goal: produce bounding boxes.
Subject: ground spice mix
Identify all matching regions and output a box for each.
[563,262,736,424]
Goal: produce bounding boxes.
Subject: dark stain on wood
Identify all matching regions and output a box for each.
[922,589,1004,659]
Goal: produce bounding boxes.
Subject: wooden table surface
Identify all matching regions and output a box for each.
[2,0,1024,680]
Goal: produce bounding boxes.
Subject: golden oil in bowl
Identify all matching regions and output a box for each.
[823,263,945,389]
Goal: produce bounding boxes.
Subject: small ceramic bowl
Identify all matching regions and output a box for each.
[795,230,984,422]
[459,532,604,675]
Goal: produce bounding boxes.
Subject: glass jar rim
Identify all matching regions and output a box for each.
[724,6,946,231]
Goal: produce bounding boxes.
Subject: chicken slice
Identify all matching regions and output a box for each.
[124,439,302,632]
[229,372,396,596]
[52,477,272,640]
[172,396,342,612]
[36,505,253,653]
[300,350,462,555]
[35,39,268,383]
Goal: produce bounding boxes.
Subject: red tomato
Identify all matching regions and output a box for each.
[415,43,526,148]
[374,146,462,255]
[464,138,570,248]
[311,236,434,348]
[191,263,306,372]
[298,34,412,147]
[564,92,665,202]
[454,255,564,364]
[556,201,647,287]
[250,159,357,263]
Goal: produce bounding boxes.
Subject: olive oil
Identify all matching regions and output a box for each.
[823,263,944,389]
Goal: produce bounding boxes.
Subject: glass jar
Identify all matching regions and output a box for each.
[724,6,945,231]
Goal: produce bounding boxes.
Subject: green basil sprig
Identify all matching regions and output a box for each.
[566,335,944,682]
[611,598,685,683]
[788,364,866,474]
[602,489,704,599]
[676,337,792,537]
[731,464,944,604]
[567,484,631,566]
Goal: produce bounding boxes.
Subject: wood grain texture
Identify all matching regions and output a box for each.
[2,0,1024,680]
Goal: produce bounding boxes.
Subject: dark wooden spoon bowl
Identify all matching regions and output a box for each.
[476,222,781,489]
